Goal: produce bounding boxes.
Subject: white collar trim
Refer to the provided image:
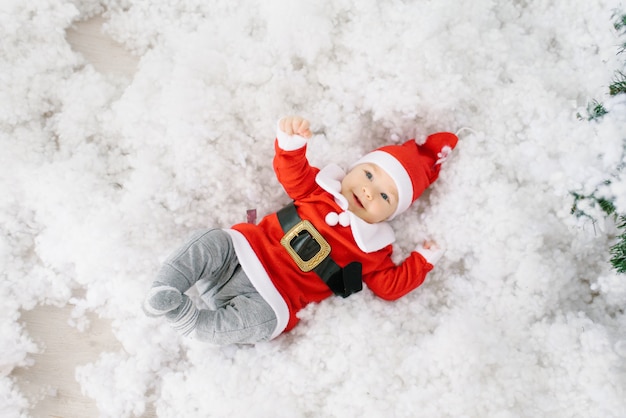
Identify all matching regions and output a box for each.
[315,164,396,253]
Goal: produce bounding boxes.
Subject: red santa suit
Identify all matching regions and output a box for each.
[225,128,457,339]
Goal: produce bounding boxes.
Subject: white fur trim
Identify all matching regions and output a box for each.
[351,150,412,220]
[276,121,307,151]
[348,211,396,252]
[415,245,444,265]
[315,164,347,209]
[315,164,396,252]
[224,229,289,339]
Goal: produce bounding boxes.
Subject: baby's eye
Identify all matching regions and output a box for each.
[381,192,389,201]
[364,170,373,180]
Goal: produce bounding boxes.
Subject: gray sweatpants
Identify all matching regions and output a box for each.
[154,229,277,345]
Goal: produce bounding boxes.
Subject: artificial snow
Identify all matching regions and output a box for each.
[2,0,626,417]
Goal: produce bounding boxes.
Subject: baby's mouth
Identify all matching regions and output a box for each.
[353,193,364,209]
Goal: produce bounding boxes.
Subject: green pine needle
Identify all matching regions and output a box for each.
[587,100,608,121]
[609,71,626,96]
[614,12,626,32]
[610,216,626,274]
[614,13,626,53]
[598,197,617,216]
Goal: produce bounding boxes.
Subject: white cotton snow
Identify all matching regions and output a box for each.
[2,0,626,416]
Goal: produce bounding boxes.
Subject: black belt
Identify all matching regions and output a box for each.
[277,203,362,298]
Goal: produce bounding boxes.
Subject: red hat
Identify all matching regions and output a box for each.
[352,132,458,219]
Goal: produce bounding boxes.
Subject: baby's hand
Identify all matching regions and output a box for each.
[279,116,312,138]
[416,240,444,265]
[422,240,437,250]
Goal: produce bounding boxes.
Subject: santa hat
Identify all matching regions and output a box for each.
[352,132,458,219]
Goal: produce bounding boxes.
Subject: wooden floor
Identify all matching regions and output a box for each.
[14,307,123,418]
[64,15,139,77]
[10,16,149,418]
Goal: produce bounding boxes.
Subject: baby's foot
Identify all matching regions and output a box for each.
[166,295,199,336]
[143,285,183,317]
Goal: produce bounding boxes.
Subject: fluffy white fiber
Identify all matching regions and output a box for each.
[2,0,626,416]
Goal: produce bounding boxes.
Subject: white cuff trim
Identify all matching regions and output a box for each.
[276,121,307,151]
[224,229,289,339]
[416,246,444,265]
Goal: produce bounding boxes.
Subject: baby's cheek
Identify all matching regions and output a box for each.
[371,204,388,222]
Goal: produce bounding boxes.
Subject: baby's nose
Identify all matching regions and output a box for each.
[362,186,373,200]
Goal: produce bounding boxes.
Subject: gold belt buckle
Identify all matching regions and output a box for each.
[280,220,331,272]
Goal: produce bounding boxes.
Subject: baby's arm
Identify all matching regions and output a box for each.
[363,241,444,300]
[273,116,320,199]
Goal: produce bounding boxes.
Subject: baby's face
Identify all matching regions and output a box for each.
[341,163,399,223]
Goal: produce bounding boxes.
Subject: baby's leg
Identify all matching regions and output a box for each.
[144,229,277,344]
[144,229,239,316]
[178,291,276,345]
[192,266,277,344]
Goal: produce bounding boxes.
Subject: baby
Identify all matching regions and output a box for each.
[143,116,458,345]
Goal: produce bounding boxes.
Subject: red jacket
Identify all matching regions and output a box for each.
[227,139,433,338]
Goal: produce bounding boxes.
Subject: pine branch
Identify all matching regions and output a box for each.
[572,11,626,275]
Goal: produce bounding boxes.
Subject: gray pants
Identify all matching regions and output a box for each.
[154,229,277,345]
